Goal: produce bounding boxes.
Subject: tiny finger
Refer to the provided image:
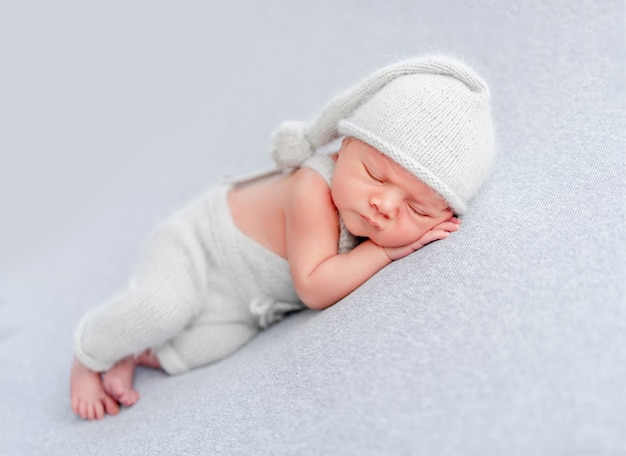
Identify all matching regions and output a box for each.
[434,222,460,232]
[416,230,448,247]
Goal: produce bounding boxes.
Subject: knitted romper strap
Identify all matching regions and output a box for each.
[300,154,358,254]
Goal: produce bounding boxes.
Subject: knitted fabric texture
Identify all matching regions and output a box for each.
[73,187,300,374]
[271,55,495,214]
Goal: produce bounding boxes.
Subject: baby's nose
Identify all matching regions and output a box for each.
[371,191,400,218]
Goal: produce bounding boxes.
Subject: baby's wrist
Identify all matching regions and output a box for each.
[366,240,393,263]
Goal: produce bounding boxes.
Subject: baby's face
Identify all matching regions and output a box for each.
[331,139,453,248]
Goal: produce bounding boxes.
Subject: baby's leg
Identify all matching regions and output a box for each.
[72,206,212,417]
[151,247,260,374]
[157,314,258,374]
[102,313,258,405]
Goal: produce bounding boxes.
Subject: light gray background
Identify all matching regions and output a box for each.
[1,1,624,455]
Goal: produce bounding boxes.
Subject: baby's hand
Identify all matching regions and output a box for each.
[383,217,461,261]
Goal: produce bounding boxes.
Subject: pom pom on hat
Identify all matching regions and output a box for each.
[271,121,315,169]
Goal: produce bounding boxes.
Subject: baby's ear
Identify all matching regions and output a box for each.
[336,137,351,156]
[340,136,353,148]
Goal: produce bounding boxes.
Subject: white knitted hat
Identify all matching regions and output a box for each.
[270,55,495,215]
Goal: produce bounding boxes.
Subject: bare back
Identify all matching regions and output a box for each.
[227,171,296,260]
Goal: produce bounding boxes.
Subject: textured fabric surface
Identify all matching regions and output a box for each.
[1,0,624,455]
[73,186,296,374]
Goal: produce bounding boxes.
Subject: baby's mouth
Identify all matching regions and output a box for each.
[361,214,381,230]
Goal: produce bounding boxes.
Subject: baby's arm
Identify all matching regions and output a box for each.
[285,169,390,309]
[285,170,457,310]
[292,238,390,310]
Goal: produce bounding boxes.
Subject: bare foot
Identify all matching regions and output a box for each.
[70,357,120,420]
[102,356,140,407]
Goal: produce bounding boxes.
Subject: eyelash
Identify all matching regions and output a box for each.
[363,164,383,183]
[409,206,428,217]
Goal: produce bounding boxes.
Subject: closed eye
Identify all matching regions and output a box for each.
[409,205,428,217]
[363,163,383,183]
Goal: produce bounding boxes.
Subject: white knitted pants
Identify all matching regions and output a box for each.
[73,187,263,375]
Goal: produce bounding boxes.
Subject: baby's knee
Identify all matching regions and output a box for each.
[157,322,259,375]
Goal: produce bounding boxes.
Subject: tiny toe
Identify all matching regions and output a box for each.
[78,400,88,420]
[104,396,120,415]
[120,390,139,407]
[87,404,95,421]
[119,393,130,407]
[94,401,105,420]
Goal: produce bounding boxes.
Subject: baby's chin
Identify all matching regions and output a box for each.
[371,239,414,249]
[365,232,418,249]
[343,215,423,248]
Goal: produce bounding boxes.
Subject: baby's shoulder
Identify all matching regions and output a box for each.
[288,167,332,198]
[283,167,337,219]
